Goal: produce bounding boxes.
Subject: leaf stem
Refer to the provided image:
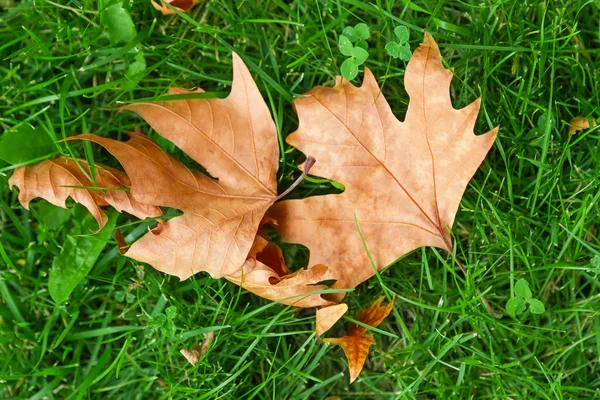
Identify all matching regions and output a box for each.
[274,156,316,201]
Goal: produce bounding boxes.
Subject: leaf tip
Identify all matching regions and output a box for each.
[422,31,437,49]
[316,303,348,337]
[361,67,379,89]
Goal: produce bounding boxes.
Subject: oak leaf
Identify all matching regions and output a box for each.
[68,53,280,280]
[270,33,498,300]
[8,156,161,231]
[323,296,394,383]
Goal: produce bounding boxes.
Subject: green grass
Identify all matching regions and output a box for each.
[1,0,600,398]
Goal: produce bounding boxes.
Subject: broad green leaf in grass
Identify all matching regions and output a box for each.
[100,1,136,46]
[127,50,147,77]
[37,201,72,230]
[0,125,56,164]
[48,211,118,304]
[537,112,555,131]
[514,278,532,300]
[506,297,526,317]
[398,45,412,61]
[527,298,545,314]
[124,49,147,89]
[100,0,146,89]
[115,290,135,303]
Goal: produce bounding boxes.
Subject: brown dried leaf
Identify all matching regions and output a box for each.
[151,0,201,15]
[323,296,394,383]
[225,235,332,308]
[316,303,348,337]
[8,156,161,230]
[71,54,280,280]
[568,116,598,135]
[180,331,214,366]
[270,33,497,300]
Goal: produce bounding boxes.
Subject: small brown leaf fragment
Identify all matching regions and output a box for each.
[323,296,394,383]
[316,304,348,337]
[180,331,214,366]
[324,333,376,384]
[8,157,161,231]
[225,235,333,308]
[114,228,128,254]
[151,0,201,15]
[255,240,289,277]
[180,346,201,366]
[568,116,598,135]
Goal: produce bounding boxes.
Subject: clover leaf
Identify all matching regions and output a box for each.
[506,279,545,318]
[339,23,371,80]
[386,25,412,61]
[147,305,179,338]
[514,278,532,300]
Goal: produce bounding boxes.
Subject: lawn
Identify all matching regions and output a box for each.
[1,0,600,398]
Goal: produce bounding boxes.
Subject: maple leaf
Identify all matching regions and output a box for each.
[65,53,280,280]
[8,156,161,231]
[323,296,394,383]
[151,0,201,15]
[269,33,498,299]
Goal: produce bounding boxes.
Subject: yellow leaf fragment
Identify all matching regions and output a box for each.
[324,333,376,383]
[323,296,394,383]
[351,295,395,335]
[316,303,348,337]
